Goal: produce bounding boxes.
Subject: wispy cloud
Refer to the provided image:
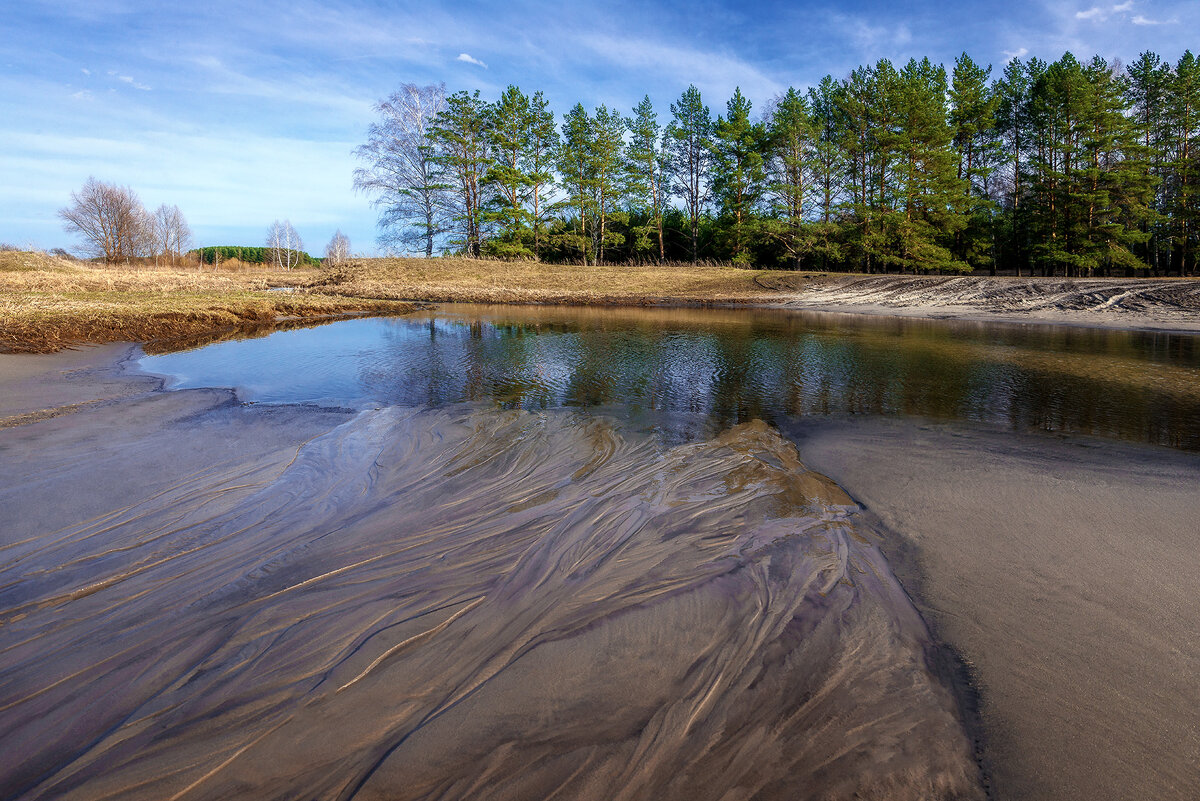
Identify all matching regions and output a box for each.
[1002,47,1029,62]
[1074,1,1164,24]
[456,53,488,69]
[117,74,151,91]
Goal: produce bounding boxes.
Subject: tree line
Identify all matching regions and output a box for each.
[355,50,1200,276]
[58,177,193,265]
[58,177,353,270]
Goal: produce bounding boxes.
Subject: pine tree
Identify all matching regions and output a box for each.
[807,77,846,269]
[1127,52,1172,273]
[483,85,534,257]
[428,90,492,257]
[950,53,1002,270]
[626,95,667,261]
[527,91,560,261]
[1078,56,1154,275]
[590,105,628,263]
[996,58,1037,275]
[891,58,970,273]
[763,87,815,268]
[664,85,713,261]
[558,103,594,264]
[711,88,768,264]
[1167,51,1200,275]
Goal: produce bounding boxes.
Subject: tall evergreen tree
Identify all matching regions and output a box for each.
[483,85,534,257]
[891,57,970,273]
[1127,52,1172,272]
[664,85,713,261]
[527,91,560,261]
[626,95,667,261]
[996,58,1036,275]
[950,53,1002,270]
[558,103,594,264]
[1078,56,1154,274]
[589,105,628,263]
[807,77,847,268]
[711,88,768,264]
[763,88,815,268]
[1167,51,1200,274]
[428,90,492,257]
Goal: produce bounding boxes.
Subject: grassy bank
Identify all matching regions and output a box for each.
[310,257,824,304]
[0,251,416,353]
[6,251,1200,353]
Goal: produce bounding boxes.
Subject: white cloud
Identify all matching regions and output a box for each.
[81,68,90,75]
[70,90,93,100]
[456,53,488,69]
[1075,6,1104,20]
[1112,1,1134,10]
[117,74,151,91]
[1002,47,1029,62]
[1131,14,1169,25]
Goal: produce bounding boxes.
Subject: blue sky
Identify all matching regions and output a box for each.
[2,0,1196,255]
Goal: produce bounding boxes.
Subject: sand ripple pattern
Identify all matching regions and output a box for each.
[0,407,981,800]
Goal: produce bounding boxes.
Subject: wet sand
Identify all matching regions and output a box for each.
[789,417,1200,801]
[0,348,980,800]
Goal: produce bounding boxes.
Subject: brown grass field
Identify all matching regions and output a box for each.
[312,256,822,304]
[1,253,816,353]
[0,251,419,353]
[5,251,1199,353]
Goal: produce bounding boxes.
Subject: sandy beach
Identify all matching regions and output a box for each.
[789,416,1200,801]
[0,346,981,800]
[3,338,1198,800]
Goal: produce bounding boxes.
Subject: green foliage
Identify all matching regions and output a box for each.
[192,246,318,266]
[377,46,1200,275]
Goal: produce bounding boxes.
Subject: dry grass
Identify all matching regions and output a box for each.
[0,252,415,353]
[309,257,829,305]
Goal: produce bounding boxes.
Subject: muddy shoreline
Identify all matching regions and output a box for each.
[0,346,983,800]
[3,341,1198,800]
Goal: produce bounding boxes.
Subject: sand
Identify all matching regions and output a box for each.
[772,275,1200,333]
[788,416,1200,801]
[0,347,981,801]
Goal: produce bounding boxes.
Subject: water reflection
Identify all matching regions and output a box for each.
[141,305,1200,450]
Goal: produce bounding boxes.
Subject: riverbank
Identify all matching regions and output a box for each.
[6,252,1200,353]
[315,258,1200,333]
[0,251,416,353]
[3,331,1197,800]
[0,346,982,800]
[788,415,1200,801]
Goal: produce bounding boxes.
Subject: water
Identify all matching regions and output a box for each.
[140,304,1200,450]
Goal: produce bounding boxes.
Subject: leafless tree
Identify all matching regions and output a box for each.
[151,204,193,265]
[353,83,451,257]
[324,229,351,265]
[267,219,303,270]
[58,177,154,263]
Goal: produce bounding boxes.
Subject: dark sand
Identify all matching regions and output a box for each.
[0,347,980,801]
[789,417,1200,801]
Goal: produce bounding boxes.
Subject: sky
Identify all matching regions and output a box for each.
[1,0,1197,255]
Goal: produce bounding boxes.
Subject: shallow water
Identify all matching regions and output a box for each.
[142,305,1200,449]
[0,405,980,800]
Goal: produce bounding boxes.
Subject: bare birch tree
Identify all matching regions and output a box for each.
[324,229,351,265]
[151,204,193,265]
[58,177,152,263]
[267,219,303,270]
[354,83,451,256]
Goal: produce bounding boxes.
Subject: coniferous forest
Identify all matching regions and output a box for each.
[354,51,1200,276]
